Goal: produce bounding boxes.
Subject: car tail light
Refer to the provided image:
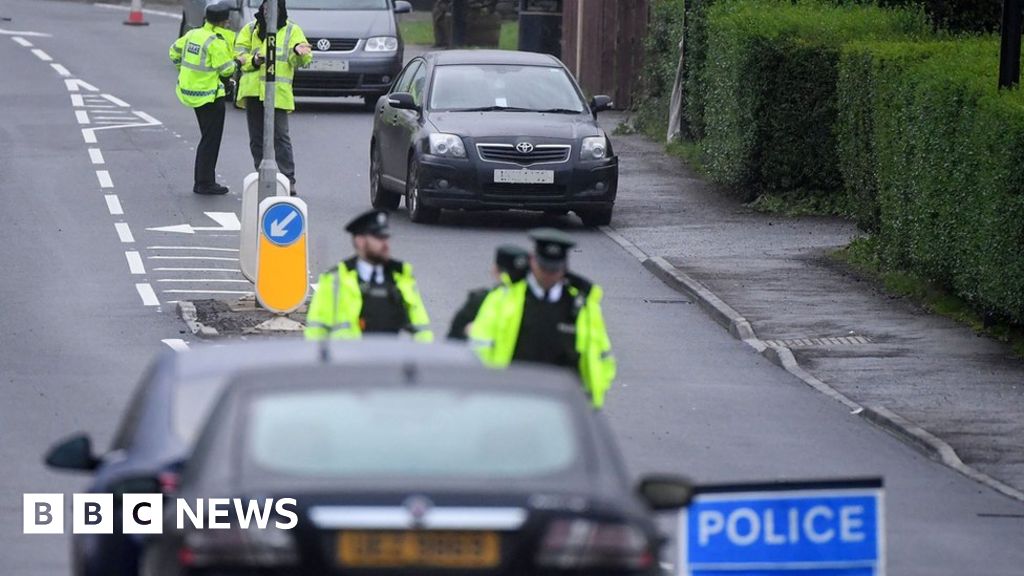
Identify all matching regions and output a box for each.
[179,523,298,568]
[536,519,653,570]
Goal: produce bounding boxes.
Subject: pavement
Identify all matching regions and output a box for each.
[2,2,1024,575]
[601,112,1024,500]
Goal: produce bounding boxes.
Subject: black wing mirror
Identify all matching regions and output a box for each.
[590,95,614,115]
[388,92,419,111]
[394,0,413,14]
[636,474,694,511]
[45,433,100,472]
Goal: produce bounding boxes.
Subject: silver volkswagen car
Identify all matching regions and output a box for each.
[181,0,411,104]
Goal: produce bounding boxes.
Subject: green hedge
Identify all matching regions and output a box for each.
[842,39,1024,321]
[699,0,928,199]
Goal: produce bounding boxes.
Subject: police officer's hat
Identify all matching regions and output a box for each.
[529,228,575,271]
[345,210,390,238]
[495,245,529,281]
[205,0,233,21]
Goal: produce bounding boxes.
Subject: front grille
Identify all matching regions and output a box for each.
[482,183,567,200]
[477,144,571,166]
[294,72,360,90]
[308,37,359,52]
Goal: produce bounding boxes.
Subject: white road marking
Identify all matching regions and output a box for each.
[162,289,253,295]
[105,194,123,215]
[94,3,180,18]
[162,339,190,352]
[82,130,97,144]
[88,148,104,164]
[148,246,239,252]
[148,256,239,262]
[153,267,242,273]
[11,36,33,47]
[31,48,52,61]
[133,111,162,125]
[51,63,71,77]
[148,212,241,234]
[125,251,146,274]
[115,222,134,243]
[157,278,250,284]
[95,120,136,125]
[65,78,98,92]
[136,283,160,306]
[1,29,51,38]
[96,170,113,188]
[75,110,90,124]
[70,94,84,107]
[101,94,130,107]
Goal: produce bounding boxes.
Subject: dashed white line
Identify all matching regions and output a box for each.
[115,222,134,243]
[148,246,239,252]
[12,36,33,47]
[88,148,105,165]
[96,170,113,188]
[162,339,190,352]
[104,194,123,215]
[136,283,160,306]
[51,63,71,77]
[75,110,90,124]
[31,48,52,61]
[148,256,239,262]
[65,78,98,92]
[101,94,130,107]
[82,130,97,144]
[70,94,84,107]
[125,251,146,275]
[157,279,251,284]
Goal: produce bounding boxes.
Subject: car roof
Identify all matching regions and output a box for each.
[426,49,564,67]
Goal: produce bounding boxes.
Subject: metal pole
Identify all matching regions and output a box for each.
[258,0,280,199]
[451,0,466,47]
[999,0,1022,89]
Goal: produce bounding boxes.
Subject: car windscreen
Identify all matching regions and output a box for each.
[429,64,586,113]
[247,0,389,9]
[173,375,232,445]
[244,388,583,480]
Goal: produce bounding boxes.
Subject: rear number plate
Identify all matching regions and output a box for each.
[338,531,500,568]
[494,169,555,184]
[307,59,349,72]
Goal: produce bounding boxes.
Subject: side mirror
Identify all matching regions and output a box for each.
[394,1,413,14]
[388,92,419,112]
[45,433,100,472]
[636,474,694,511]
[590,95,614,115]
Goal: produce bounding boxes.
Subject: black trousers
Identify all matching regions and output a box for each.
[245,98,296,185]
[193,97,226,189]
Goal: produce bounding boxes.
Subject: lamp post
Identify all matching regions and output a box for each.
[258,0,280,199]
[999,0,1022,89]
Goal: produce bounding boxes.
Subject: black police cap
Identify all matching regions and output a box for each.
[345,210,390,237]
[529,228,575,268]
[495,245,529,278]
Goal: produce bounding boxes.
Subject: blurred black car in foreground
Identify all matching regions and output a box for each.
[141,358,690,576]
[370,50,619,226]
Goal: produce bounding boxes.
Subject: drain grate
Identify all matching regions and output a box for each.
[764,336,872,348]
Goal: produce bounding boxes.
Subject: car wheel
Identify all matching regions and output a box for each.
[369,145,401,210]
[406,158,440,224]
[579,207,613,227]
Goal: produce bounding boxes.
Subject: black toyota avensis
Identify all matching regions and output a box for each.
[141,358,692,576]
[369,50,619,226]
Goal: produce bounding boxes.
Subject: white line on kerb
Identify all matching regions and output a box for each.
[51,63,71,77]
[105,194,123,215]
[136,283,160,306]
[96,170,113,188]
[162,339,190,352]
[31,48,51,61]
[12,37,33,47]
[71,94,84,107]
[75,110,90,125]
[115,222,134,243]
[126,251,146,275]
[88,148,104,164]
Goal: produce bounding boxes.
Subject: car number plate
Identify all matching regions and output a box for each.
[337,531,500,568]
[494,169,555,184]
[307,59,349,72]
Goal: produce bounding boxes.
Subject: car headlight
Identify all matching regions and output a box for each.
[581,136,608,160]
[365,36,399,52]
[429,133,467,158]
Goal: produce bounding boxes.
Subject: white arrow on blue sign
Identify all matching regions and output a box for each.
[679,479,884,576]
[261,203,304,247]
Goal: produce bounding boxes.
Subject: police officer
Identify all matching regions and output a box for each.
[235,0,312,196]
[470,229,616,408]
[305,210,433,342]
[447,245,529,341]
[169,0,241,195]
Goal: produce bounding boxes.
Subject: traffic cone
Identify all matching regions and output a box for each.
[124,0,149,26]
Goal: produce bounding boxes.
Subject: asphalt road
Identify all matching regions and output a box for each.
[1,2,1022,574]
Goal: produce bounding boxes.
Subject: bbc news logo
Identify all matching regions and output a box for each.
[23,494,298,534]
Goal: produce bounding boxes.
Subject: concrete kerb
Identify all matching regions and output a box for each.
[176,301,219,338]
[599,225,1024,503]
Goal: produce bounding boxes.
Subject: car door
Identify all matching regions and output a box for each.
[395,62,429,185]
[379,60,422,184]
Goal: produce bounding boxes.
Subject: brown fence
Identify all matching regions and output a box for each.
[561,0,649,109]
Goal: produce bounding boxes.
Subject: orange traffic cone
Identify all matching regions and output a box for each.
[124,0,149,26]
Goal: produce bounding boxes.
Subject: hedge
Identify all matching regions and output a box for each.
[699,1,928,199]
[841,39,1024,321]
